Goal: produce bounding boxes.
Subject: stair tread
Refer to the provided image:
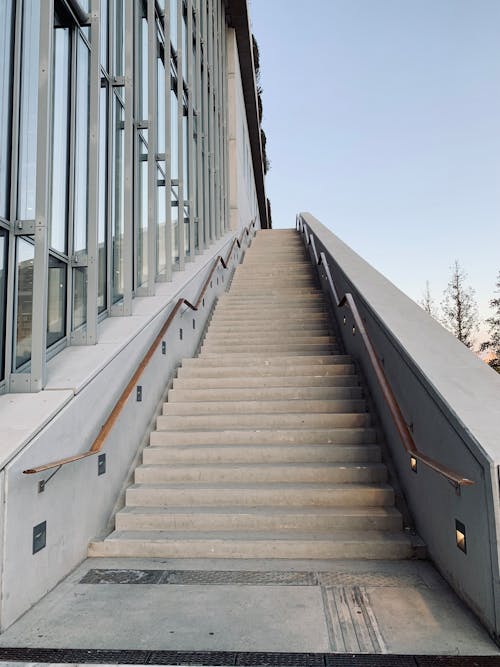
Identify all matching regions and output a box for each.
[100,529,411,542]
[117,505,400,516]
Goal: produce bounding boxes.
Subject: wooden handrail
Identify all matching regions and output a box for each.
[24,222,256,475]
[298,217,473,492]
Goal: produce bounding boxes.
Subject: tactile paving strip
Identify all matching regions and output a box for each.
[0,649,497,665]
[80,569,317,586]
[317,572,425,588]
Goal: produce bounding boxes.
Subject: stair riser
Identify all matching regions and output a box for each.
[115,513,401,532]
[172,376,359,389]
[150,427,377,446]
[167,387,363,402]
[181,355,350,366]
[200,348,341,356]
[207,322,331,332]
[203,334,336,344]
[142,444,382,465]
[125,486,394,508]
[156,413,371,430]
[134,466,387,485]
[89,540,412,559]
[162,399,367,416]
[210,313,330,323]
[176,365,356,378]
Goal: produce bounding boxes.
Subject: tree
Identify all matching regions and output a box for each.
[441,261,479,348]
[419,281,437,318]
[480,271,500,372]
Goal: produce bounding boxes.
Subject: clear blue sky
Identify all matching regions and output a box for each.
[249,0,500,330]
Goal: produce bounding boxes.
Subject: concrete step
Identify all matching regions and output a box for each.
[114,505,401,532]
[134,462,387,484]
[142,443,382,465]
[162,399,367,416]
[167,386,363,402]
[213,303,326,313]
[206,322,332,333]
[182,354,350,366]
[200,344,340,355]
[199,348,342,357]
[176,363,356,378]
[124,482,394,508]
[202,334,337,346]
[172,375,359,389]
[150,427,377,446]
[205,326,333,338]
[156,412,371,431]
[210,312,330,322]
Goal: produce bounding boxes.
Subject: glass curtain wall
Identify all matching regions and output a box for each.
[1,0,232,391]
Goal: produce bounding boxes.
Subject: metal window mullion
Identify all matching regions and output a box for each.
[177,0,184,269]
[122,0,134,313]
[84,0,101,344]
[5,0,24,388]
[222,6,229,233]
[186,0,195,258]
[214,0,220,240]
[31,0,54,391]
[207,0,215,243]
[194,0,203,252]
[163,5,172,281]
[201,2,209,247]
[147,0,157,293]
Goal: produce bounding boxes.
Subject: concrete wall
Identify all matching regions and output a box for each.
[299,212,500,640]
[0,229,255,630]
[227,28,260,232]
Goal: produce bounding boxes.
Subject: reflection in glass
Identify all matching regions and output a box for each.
[139,13,148,120]
[0,0,14,219]
[98,86,107,313]
[157,55,165,154]
[50,23,70,253]
[112,95,124,303]
[183,114,190,256]
[0,230,7,380]
[170,0,177,51]
[157,164,166,277]
[15,238,34,369]
[73,267,87,329]
[170,89,178,178]
[137,138,148,288]
[74,35,90,253]
[47,254,66,348]
[113,0,124,76]
[17,0,40,220]
[100,0,108,69]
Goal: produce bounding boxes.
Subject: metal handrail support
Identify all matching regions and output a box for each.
[297,217,473,493]
[24,221,256,476]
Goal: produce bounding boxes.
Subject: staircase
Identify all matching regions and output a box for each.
[89,229,412,559]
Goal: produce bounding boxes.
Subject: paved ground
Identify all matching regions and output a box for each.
[0,558,497,656]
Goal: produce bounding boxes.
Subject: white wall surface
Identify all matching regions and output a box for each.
[0,230,254,630]
[227,28,260,232]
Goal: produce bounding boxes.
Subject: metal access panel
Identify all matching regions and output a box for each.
[32,521,46,554]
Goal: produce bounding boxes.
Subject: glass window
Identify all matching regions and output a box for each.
[170,87,179,263]
[183,113,190,256]
[98,86,107,313]
[139,11,148,121]
[100,0,108,69]
[169,0,177,51]
[0,230,7,380]
[157,164,166,277]
[73,266,87,329]
[50,22,70,253]
[0,0,14,219]
[112,95,124,303]
[137,137,148,288]
[17,0,40,220]
[15,237,34,369]
[157,53,165,154]
[47,254,66,348]
[74,35,90,253]
[113,0,124,76]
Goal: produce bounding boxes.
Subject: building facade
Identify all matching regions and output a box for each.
[0,0,267,395]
